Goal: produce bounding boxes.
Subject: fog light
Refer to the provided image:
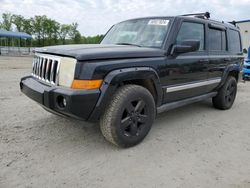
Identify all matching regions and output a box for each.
[57,96,67,109]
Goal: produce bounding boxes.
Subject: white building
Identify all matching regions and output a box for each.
[236,20,250,50]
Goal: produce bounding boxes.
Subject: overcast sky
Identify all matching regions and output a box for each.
[0,0,250,36]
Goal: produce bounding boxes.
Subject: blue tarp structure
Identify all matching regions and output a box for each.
[0,29,32,55]
[0,29,32,39]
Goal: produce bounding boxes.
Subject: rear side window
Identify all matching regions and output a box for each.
[228,29,241,53]
[208,29,226,51]
[176,22,205,50]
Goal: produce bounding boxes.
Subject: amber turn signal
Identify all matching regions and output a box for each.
[71,80,103,89]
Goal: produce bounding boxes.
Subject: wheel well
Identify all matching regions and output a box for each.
[228,70,239,82]
[121,79,158,104]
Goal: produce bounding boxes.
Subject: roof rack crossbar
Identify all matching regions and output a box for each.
[181,12,210,19]
[229,21,236,26]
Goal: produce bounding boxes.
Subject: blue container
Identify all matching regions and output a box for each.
[248,47,250,60]
[243,47,250,79]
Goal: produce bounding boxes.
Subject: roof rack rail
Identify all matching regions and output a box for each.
[181,12,210,19]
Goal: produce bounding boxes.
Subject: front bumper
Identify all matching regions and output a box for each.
[20,76,100,120]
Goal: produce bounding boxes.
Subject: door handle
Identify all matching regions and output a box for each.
[199,59,209,63]
[224,58,231,62]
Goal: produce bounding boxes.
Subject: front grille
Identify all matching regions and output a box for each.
[32,54,60,85]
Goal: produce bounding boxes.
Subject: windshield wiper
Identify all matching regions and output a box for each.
[115,43,141,47]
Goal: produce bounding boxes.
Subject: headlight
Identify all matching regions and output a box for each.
[58,57,77,87]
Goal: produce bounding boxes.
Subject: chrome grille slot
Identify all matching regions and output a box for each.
[31,54,61,85]
[51,60,58,84]
[39,57,43,77]
[41,58,47,79]
[46,59,52,81]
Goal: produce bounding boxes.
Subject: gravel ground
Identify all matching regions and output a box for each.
[0,56,250,188]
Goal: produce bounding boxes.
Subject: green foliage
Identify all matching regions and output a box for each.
[2,13,13,31]
[58,24,71,45]
[0,13,104,47]
[82,35,104,44]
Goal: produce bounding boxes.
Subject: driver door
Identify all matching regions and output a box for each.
[161,21,209,103]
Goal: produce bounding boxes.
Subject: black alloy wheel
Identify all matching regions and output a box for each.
[100,85,155,147]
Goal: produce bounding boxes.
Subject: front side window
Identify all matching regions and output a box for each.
[176,22,205,51]
[208,29,227,51]
[101,18,170,48]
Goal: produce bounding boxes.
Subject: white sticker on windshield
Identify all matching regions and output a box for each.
[148,19,169,26]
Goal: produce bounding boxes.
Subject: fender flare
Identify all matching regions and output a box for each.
[88,67,162,121]
[219,63,241,88]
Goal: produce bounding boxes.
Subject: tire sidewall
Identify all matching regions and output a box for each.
[222,77,237,109]
[111,86,155,147]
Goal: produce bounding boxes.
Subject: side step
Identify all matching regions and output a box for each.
[157,92,217,114]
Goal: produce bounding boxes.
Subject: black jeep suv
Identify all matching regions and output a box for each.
[20,13,244,147]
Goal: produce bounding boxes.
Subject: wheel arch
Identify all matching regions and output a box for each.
[218,64,241,89]
[88,67,163,121]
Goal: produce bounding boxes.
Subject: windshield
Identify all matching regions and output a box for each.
[101,18,170,48]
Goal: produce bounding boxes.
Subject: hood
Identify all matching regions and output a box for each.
[35,44,166,61]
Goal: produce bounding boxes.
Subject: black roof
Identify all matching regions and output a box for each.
[176,16,239,30]
[119,15,239,30]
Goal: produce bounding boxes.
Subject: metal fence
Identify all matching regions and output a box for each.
[0,46,35,56]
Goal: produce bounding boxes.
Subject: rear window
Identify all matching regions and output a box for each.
[208,29,227,51]
[228,29,241,53]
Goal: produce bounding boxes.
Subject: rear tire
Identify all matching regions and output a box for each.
[100,85,155,148]
[212,76,237,110]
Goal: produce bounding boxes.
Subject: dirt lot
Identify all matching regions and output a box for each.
[0,56,250,188]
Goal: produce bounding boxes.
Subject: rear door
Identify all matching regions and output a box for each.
[207,24,230,91]
[207,26,244,91]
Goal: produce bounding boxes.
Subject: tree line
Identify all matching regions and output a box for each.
[0,13,104,47]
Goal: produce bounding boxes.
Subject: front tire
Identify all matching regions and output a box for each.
[100,85,155,148]
[212,76,237,110]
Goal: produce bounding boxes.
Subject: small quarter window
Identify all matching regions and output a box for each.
[228,29,241,53]
[208,29,226,51]
[176,22,205,51]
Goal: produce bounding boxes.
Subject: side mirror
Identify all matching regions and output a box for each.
[171,40,200,55]
[243,48,248,54]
